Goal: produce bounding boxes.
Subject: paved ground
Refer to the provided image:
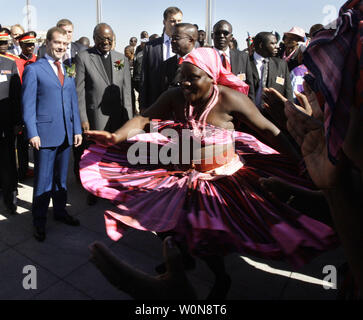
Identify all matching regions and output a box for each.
[0,154,345,300]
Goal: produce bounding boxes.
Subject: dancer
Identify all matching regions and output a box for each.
[81,48,337,299]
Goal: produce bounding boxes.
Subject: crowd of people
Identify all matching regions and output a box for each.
[0,0,362,300]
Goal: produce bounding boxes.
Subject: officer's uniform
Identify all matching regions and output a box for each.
[15,32,37,180]
[0,53,21,214]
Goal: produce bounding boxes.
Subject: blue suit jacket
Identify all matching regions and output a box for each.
[22,57,82,148]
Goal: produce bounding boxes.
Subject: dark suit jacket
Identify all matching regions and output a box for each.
[0,55,22,137]
[140,37,164,110]
[229,49,255,103]
[37,42,86,66]
[249,55,293,103]
[160,55,179,93]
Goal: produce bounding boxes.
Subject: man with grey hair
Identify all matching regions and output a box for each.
[75,23,132,205]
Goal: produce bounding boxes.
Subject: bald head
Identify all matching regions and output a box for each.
[176,23,198,41]
[93,23,114,54]
[212,20,233,51]
[171,23,198,56]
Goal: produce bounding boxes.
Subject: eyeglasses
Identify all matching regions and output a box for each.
[95,34,113,43]
[214,30,231,37]
[171,36,192,42]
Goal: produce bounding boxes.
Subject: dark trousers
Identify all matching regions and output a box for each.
[0,133,18,206]
[32,139,71,227]
[16,131,29,179]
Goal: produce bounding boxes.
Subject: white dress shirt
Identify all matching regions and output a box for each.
[253,52,268,108]
[62,43,72,63]
[12,44,22,56]
[214,47,231,64]
[45,54,64,76]
[163,33,175,61]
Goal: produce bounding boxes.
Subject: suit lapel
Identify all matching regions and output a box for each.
[267,58,276,87]
[230,49,238,74]
[90,50,110,85]
[110,51,117,85]
[249,56,259,90]
[39,58,61,87]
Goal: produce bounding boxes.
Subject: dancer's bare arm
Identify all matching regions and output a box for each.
[222,87,300,161]
[85,89,177,145]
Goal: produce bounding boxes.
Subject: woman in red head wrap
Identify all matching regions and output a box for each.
[81,48,337,299]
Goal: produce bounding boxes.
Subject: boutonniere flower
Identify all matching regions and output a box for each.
[114,59,124,70]
[65,63,76,78]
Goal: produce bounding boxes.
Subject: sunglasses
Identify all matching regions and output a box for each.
[214,31,231,37]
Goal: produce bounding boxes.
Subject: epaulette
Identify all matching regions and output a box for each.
[5,52,20,59]
[0,53,15,61]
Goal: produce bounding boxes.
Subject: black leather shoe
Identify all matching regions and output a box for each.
[34,226,46,242]
[87,193,98,206]
[54,214,80,226]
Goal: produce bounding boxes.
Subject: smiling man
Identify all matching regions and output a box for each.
[75,23,132,205]
[22,27,83,241]
[37,19,86,67]
[161,23,197,91]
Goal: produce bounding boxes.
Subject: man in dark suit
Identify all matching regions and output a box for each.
[249,32,293,110]
[22,27,83,241]
[212,20,255,102]
[140,6,183,110]
[75,23,132,205]
[161,23,197,91]
[0,53,22,214]
[37,19,86,67]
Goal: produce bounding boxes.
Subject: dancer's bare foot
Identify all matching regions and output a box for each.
[89,237,197,300]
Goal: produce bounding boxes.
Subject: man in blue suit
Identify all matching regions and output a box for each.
[22,27,82,242]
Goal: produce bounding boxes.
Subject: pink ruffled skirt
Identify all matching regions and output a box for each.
[80,122,338,268]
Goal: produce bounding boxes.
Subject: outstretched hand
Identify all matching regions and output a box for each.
[84,130,118,146]
[262,87,288,131]
[284,97,338,189]
[89,236,197,300]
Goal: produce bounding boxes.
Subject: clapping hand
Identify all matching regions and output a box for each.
[263,88,288,131]
[284,83,339,189]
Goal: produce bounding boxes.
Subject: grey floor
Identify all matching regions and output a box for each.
[0,154,345,300]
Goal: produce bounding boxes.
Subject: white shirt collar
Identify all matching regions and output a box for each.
[45,53,61,64]
[163,33,171,44]
[216,47,230,58]
[254,52,268,64]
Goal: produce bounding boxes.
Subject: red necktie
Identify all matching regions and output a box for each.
[54,61,64,86]
[178,57,184,64]
[221,53,231,72]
